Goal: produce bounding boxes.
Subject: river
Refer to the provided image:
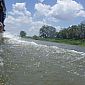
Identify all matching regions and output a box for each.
[0,33,85,85]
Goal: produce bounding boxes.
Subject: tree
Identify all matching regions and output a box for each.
[39,25,56,38]
[55,21,85,39]
[20,31,26,37]
[33,35,39,40]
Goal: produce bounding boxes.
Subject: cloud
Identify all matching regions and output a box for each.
[5,0,85,36]
[5,2,61,36]
[35,3,51,16]
[5,3,45,36]
[9,3,32,23]
[5,3,31,34]
[77,10,85,17]
[50,0,85,19]
[35,0,85,20]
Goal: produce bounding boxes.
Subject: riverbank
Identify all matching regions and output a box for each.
[21,37,85,52]
[44,38,85,46]
[32,37,85,47]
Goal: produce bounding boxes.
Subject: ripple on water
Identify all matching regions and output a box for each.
[1,34,85,85]
[0,58,4,66]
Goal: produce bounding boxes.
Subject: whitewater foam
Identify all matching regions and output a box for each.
[68,50,85,56]
[3,32,85,56]
[3,32,38,45]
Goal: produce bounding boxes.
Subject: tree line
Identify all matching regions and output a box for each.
[20,21,85,39]
[39,22,85,39]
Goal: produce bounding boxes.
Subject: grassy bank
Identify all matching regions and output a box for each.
[33,37,85,46]
[21,36,85,46]
[48,39,85,46]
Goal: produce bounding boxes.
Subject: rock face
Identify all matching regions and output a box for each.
[39,25,56,38]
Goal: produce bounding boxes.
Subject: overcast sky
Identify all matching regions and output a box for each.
[5,0,85,36]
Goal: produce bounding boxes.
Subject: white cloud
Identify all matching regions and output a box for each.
[5,0,85,36]
[77,10,85,17]
[35,0,85,20]
[35,3,51,16]
[28,21,45,36]
[10,3,31,17]
[7,3,32,24]
[5,2,61,36]
[50,0,85,19]
[5,3,45,36]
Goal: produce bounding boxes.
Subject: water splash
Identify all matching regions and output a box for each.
[3,32,85,56]
[0,32,85,85]
[3,32,37,45]
[3,32,19,40]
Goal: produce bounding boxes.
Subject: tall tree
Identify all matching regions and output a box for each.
[39,25,56,38]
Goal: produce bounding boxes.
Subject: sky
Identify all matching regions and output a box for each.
[4,0,85,36]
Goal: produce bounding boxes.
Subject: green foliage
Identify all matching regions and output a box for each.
[20,31,26,37]
[56,22,85,39]
[37,21,85,46]
[33,35,39,40]
[39,21,85,40]
[39,25,56,38]
[37,38,85,46]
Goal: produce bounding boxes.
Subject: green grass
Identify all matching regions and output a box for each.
[23,36,85,46]
[51,39,85,46]
[34,38,85,46]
